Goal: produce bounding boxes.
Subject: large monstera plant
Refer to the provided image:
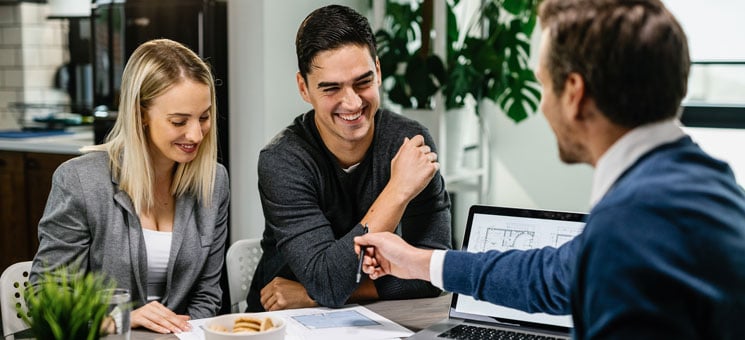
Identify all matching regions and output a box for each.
[376,0,447,110]
[376,0,541,122]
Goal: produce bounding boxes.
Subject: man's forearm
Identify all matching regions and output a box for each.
[359,183,411,233]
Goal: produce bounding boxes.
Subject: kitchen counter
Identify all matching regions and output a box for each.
[0,127,94,155]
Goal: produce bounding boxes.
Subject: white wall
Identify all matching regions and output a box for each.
[664,0,745,62]
[227,0,368,243]
[483,100,593,213]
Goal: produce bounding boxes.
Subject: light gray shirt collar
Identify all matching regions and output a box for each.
[590,118,686,207]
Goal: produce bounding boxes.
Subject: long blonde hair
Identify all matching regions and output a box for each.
[82,39,218,214]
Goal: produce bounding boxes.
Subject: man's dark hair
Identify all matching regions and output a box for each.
[295,5,377,81]
[538,0,690,128]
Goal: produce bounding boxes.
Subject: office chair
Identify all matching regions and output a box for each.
[225,238,262,313]
[0,261,32,339]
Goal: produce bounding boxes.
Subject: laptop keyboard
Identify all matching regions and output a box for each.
[437,324,563,340]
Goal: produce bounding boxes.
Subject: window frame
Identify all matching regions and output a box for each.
[682,61,745,129]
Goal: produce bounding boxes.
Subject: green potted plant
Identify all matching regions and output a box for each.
[376,0,447,109]
[375,0,541,122]
[444,0,541,121]
[19,265,118,340]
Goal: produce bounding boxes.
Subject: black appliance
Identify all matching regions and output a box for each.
[59,17,93,116]
[91,0,229,169]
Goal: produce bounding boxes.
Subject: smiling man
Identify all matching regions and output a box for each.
[244,5,452,312]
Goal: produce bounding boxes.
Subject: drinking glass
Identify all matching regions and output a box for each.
[100,288,131,340]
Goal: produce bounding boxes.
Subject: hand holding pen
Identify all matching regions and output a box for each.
[356,224,368,283]
[354,231,434,282]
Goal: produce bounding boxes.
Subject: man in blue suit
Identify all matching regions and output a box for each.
[355,0,745,338]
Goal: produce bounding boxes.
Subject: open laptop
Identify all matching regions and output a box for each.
[410,205,586,340]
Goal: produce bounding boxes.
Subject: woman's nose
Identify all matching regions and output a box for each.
[186,121,204,142]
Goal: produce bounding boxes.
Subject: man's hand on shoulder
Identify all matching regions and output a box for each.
[360,135,442,234]
[389,134,440,202]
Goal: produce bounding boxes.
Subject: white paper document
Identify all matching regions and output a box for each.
[176,305,413,340]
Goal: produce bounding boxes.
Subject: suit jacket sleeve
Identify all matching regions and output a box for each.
[30,159,92,282]
[442,235,580,315]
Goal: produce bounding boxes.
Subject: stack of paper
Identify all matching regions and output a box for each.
[177,305,413,340]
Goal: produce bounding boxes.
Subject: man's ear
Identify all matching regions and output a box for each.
[562,72,586,121]
[375,57,382,86]
[297,72,311,103]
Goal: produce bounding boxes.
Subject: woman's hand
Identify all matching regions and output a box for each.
[131,301,191,334]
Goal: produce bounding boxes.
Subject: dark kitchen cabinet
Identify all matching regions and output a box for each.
[0,151,75,272]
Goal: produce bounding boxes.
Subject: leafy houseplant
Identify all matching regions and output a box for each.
[445,0,541,121]
[376,0,446,109]
[375,0,541,122]
[19,265,117,340]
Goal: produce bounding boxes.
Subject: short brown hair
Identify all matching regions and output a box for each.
[538,0,690,128]
[295,5,377,82]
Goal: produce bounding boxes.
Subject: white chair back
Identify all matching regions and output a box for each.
[225,238,262,313]
[0,261,32,339]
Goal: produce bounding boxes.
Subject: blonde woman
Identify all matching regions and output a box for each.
[31,39,229,334]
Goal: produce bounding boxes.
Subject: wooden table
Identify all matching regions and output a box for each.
[131,294,452,339]
[361,293,450,332]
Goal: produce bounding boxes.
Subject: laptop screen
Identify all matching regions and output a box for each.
[450,205,586,329]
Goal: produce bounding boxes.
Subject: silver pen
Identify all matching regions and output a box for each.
[356,223,369,283]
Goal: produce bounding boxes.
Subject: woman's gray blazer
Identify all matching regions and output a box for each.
[30,151,230,318]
